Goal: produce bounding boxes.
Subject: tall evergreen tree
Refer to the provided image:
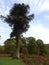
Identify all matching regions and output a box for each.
[0,3,34,58]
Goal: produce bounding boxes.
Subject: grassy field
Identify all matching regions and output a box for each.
[0,57,26,65]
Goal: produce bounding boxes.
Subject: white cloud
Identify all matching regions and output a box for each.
[25,0,45,14]
[0,34,10,45]
[23,23,49,44]
[0,26,6,32]
[0,0,10,16]
[37,1,49,14]
[0,25,11,45]
[0,0,2,2]
[44,15,49,20]
[0,0,45,15]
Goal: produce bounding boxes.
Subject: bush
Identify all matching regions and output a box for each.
[0,54,10,57]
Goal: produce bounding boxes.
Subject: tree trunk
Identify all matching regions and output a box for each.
[15,37,20,59]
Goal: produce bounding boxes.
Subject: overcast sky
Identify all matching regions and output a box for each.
[0,0,49,45]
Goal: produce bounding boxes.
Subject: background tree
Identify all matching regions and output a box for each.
[0,46,5,54]
[20,37,28,55]
[27,37,38,54]
[36,39,48,55]
[45,44,49,55]
[4,38,16,56]
[2,3,34,58]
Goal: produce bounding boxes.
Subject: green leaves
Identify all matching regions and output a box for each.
[4,3,34,38]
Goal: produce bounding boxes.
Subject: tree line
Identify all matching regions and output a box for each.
[0,37,48,57]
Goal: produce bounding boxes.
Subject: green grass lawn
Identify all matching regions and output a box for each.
[0,57,26,65]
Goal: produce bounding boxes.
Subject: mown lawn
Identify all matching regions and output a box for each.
[0,57,26,65]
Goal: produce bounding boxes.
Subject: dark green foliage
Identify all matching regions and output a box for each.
[44,44,49,55]
[36,39,48,55]
[4,37,48,56]
[5,3,34,38]
[0,46,5,54]
[3,3,34,58]
[27,37,38,54]
[20,37,28,55]
[26,37,48,55]
[4,38,16,56]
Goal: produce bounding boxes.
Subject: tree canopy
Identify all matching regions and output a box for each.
[5,3,34,38]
